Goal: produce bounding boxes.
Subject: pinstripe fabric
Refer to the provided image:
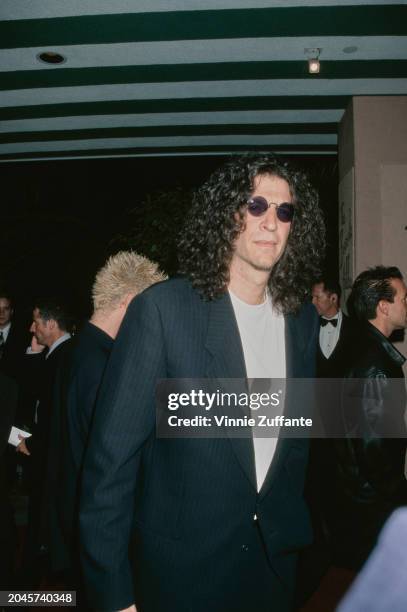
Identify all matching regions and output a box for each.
[80,277,318,612]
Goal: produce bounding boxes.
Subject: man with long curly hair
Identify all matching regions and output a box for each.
[80,155,325,612]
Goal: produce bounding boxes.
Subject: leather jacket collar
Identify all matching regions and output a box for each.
[365,322,406,368]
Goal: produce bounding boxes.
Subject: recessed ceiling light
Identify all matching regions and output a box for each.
[37,51,66,65]
[343,46,358,54]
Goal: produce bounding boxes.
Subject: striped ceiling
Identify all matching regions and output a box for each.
[1,1,406,162]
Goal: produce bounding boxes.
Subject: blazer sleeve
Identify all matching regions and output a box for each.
[80,293,166,611]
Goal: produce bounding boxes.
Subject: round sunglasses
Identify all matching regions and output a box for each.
[246,196,295,223]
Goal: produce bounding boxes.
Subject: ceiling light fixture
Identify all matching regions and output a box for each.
[304,47,321,75]
[308,57,320,74]
[37,51,66,65]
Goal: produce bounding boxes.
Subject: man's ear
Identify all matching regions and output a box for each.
[47,318,57,330]
[330,293,338,305]
[377,300,389,317]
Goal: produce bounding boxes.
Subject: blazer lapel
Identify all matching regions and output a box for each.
[205,292,257,491]
[205,292,246,379]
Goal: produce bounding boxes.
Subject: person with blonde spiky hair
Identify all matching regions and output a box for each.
[91,251,167,335]
[46,251,166,594]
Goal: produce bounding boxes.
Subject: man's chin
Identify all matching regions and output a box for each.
[251,264,274,273]
[233,252,280,274]
[250,256,279,272]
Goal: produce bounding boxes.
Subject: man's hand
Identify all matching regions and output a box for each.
[16,435,30,455]
[31,335,46,353]
[119,606,137,612]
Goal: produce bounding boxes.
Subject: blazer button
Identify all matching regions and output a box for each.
[241,544,249,552]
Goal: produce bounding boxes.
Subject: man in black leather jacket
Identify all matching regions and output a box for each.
[333,265,407,569]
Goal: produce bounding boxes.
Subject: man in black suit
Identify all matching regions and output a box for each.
[16,301,72,585]
[300,279,355,599]
[48,252,165,579]
[80,155,326,612]
[0,292,28,381]
[334,266,407,568]
[312,279,353,378]
[0,370,18,588]
[0,292,30,490]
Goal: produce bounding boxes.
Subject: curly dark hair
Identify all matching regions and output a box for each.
[178,154,325,314]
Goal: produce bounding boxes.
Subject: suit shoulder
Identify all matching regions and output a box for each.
[300,301,318,317]
[58,337,73,356]
[296,301,319,327]
[130,276,202,314]
[49,337,72,359]
[345,334,387,376]
[71,333,109,370]
[141,276,195,299]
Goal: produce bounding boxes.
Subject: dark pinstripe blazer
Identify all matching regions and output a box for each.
[80,277,319,612]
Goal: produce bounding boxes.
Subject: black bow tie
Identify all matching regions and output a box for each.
[320,317,338,328]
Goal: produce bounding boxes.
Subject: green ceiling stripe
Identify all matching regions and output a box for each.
[0,123,338,145]
[0,96,350,121]
[2,60,407,91]
[0,143,338,162]
[1,6,406,48]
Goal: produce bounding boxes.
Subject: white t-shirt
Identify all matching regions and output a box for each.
[229,289,285,490]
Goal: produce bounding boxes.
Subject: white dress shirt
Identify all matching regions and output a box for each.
[319,309,342,358]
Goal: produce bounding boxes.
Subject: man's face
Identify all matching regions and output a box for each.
[312,283,338,318]
[30,307,53,347]
[387,278,407,331]
[0,298,13,328]
[231,174,293,275]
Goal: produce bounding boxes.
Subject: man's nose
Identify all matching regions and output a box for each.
[29,322,35,333]
[260,205,278,231]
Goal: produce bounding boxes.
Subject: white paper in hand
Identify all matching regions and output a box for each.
[8,426,32,447]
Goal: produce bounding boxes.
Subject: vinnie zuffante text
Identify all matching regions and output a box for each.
[166,389,312,429]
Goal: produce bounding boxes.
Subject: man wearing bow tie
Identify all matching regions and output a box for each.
[301,279,355,590]
[0,292,29,381]
[312,279,353,378]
